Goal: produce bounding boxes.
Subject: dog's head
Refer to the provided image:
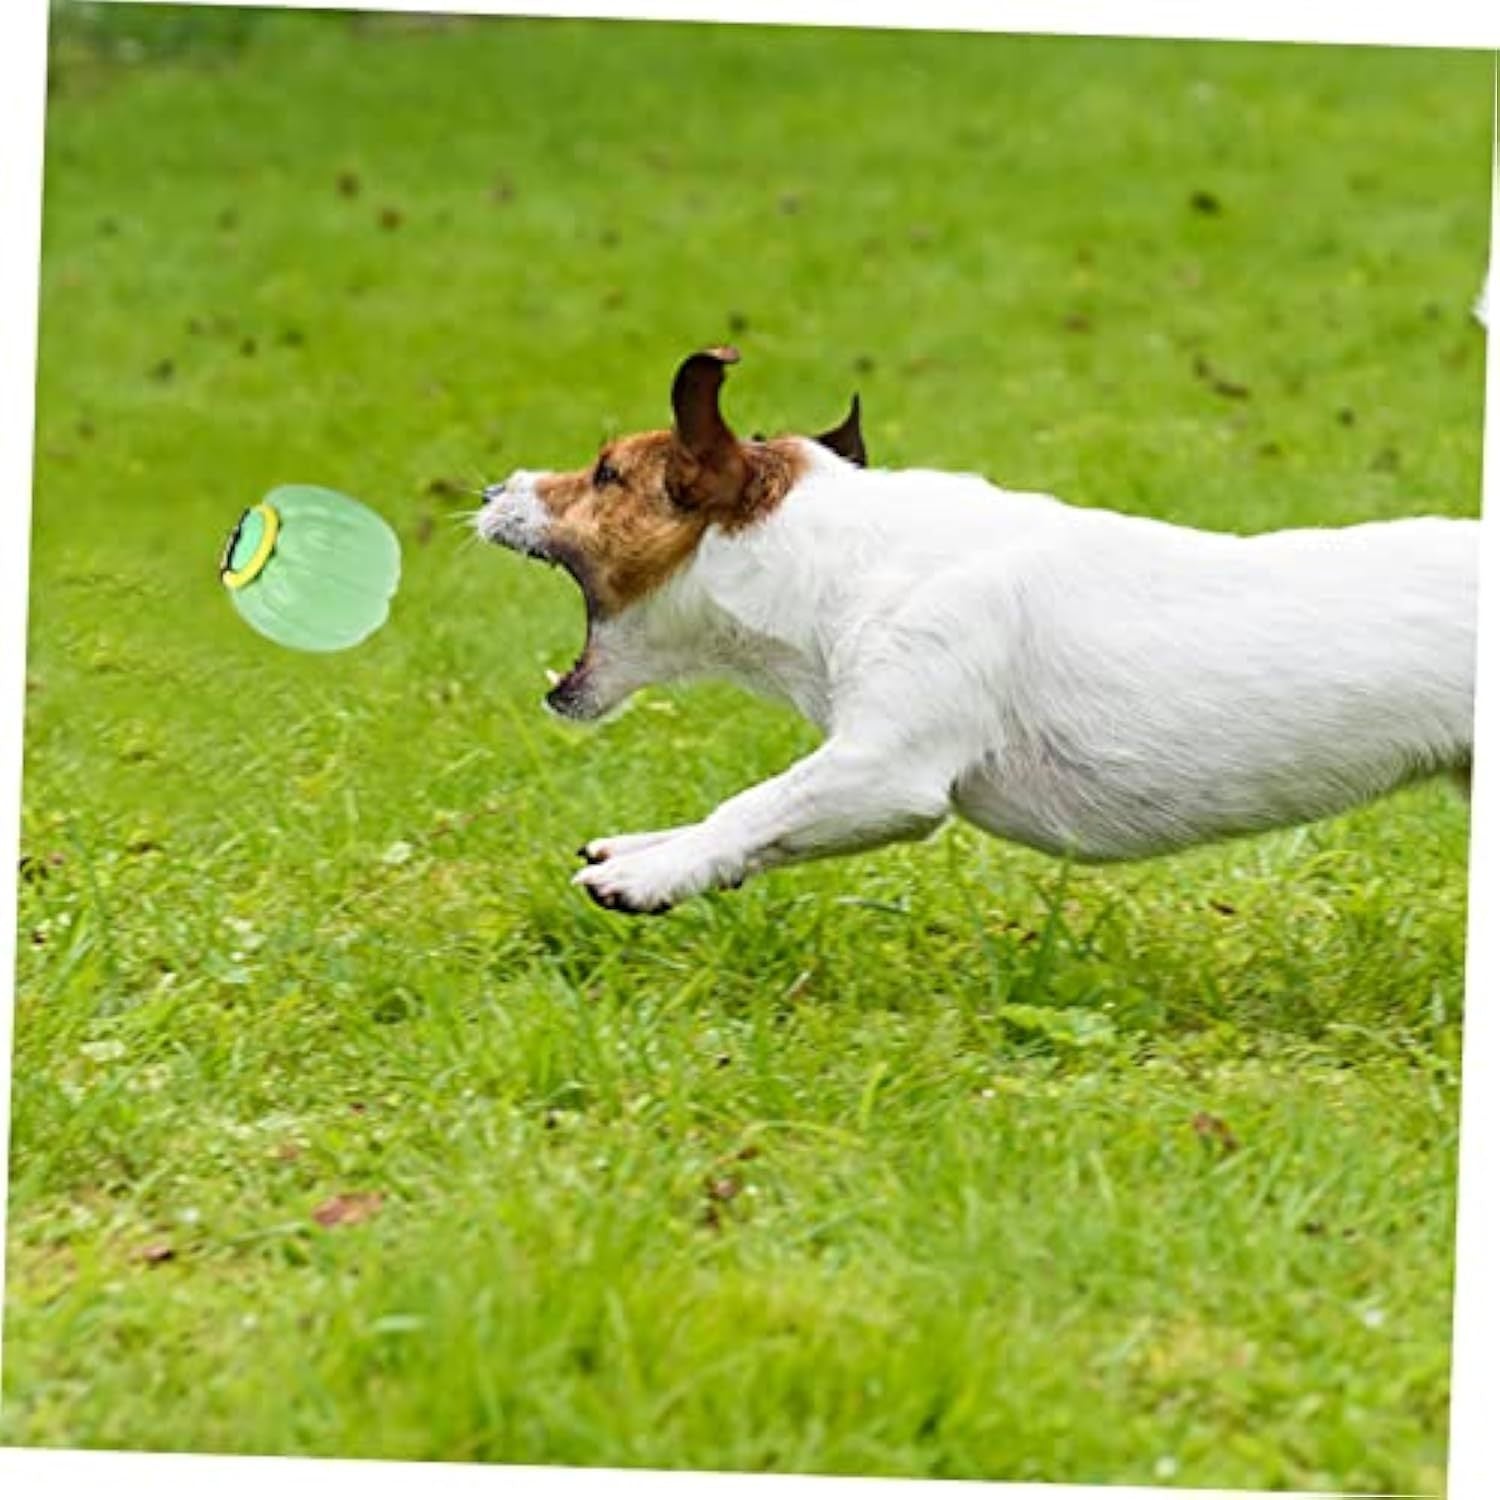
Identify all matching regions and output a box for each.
[477,347,864,719]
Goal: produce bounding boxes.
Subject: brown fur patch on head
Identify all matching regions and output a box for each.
[534,430,805,615]
[532,349,807,616]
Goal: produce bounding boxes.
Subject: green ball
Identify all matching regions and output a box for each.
[220,485,401,652]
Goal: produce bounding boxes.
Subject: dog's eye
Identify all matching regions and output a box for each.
[594,459,621,488]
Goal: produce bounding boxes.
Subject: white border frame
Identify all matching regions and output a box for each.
[0,5,1494,1499]
[58,0,1500,50]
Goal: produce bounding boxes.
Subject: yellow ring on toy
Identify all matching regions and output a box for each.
[221,503,281,590]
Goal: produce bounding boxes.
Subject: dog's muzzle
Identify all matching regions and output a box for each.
[475,473,552,560]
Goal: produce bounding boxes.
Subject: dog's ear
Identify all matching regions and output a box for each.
[671,346,741,466]
[669,346,747,509]
[814,392,867,468]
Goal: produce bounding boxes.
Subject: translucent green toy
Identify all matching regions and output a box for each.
[219,485,401,652]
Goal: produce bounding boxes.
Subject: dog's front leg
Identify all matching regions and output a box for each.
[573,741,952,914]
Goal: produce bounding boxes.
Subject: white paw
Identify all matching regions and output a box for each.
[573,849,688,916]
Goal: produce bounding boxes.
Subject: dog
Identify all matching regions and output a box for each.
[476,347,1477,916]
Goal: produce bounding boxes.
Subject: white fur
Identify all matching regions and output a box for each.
[475,471,551,557]
[481,443,1476,914]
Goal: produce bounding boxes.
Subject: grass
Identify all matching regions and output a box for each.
[3,6,1489,1491]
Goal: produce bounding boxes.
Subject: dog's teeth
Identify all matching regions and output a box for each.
[545,668,562,687]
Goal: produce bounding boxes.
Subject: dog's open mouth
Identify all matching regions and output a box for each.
[542,621,597,720]
[478,521,601,720]
[517,552,599,720]
[529,553,601,720]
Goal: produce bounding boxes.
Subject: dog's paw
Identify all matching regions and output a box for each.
[573,855,679,916]
[577,829,683,865]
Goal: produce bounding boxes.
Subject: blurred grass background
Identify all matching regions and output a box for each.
[4,4,1490,1490]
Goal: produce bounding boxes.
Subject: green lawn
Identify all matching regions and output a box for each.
[4,8,1489,1492]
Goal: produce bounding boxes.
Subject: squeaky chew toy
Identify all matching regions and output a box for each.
[220,484,401,652]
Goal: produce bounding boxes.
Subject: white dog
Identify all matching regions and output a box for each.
[477,348,1476,915]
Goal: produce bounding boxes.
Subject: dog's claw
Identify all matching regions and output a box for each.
[581,879,670,917]
[583,881,618,910]
[574,860,674,916]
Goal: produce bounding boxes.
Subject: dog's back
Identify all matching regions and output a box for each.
[951,509,1477,860]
